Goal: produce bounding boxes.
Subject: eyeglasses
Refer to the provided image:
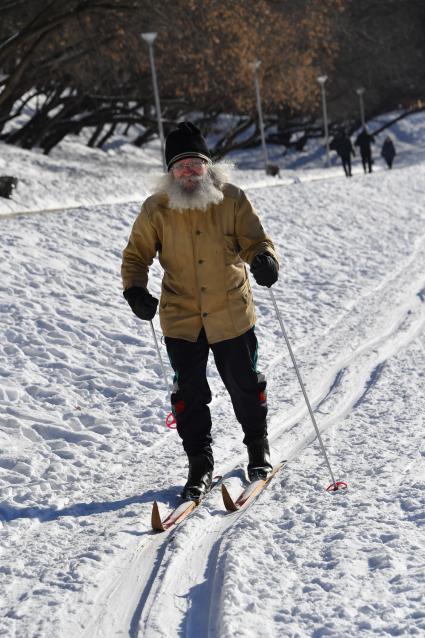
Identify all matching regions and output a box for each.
[171,158,208,173]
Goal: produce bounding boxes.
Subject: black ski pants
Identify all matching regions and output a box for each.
[340,155,352,177]
[165,327,268,458]
[361,150,372,173]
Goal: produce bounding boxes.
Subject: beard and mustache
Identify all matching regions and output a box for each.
[153,162,231,211]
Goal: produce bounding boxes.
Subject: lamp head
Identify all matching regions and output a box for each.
[317,75,328,85]
[141,32,157,45]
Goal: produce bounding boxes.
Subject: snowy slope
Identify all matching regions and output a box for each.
[1,108,424,217]
[0,113,425,637]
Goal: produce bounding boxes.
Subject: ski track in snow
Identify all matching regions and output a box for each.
[1,156,425,637]
[129,169,425,638]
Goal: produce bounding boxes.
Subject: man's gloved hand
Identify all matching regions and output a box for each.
[250,253,279,287]
[123,286,159,321]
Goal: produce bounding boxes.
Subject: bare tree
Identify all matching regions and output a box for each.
[0,0,423,154]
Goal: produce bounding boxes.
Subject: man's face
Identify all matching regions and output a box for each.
[170,157,208,191]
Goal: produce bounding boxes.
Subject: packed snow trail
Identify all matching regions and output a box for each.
[130,224,425,638]
[1,158,424,637]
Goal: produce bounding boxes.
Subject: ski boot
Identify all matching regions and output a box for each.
[247,436,273,481]
[181,452,213,502]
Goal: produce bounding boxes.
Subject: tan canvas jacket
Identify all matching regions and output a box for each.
[121,183,278,344]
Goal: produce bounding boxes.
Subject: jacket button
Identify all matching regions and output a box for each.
[201,287,206,292]
[198,259,204,264]
[196,230,201,235]
[202,312,208,317]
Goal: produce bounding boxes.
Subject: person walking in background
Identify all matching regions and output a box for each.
[381,136,396,169]
[330,128,355,177]
[121,122,279,502]
[355,127,375,173]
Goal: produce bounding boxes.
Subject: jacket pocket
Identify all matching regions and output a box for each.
[223,235,242,265]
[227,278,255,333]
[160,283,178,309]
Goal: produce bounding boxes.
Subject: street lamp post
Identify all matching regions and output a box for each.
[141,32,166,171]
[356,87,365,128]
[317,75,330,167]
[251,59,269,172]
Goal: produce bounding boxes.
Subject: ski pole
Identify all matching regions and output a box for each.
[149,320,176,429]
[268,288,346,491]
[149,320,170,394]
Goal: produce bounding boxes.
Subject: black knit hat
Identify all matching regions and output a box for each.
[165,122,210,170]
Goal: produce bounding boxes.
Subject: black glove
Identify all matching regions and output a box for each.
[250,253,278,287]
[123,286,159,321]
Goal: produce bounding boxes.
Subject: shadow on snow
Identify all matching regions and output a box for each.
[0,485,183,523]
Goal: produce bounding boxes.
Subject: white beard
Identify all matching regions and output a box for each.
[152,162,231,211]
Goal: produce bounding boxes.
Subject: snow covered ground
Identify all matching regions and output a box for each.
[0,111,425,637]
[1,108,424,217]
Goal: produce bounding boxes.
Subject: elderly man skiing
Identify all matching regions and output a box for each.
[121,122,279,501]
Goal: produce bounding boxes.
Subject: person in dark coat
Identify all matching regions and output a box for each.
[381,136,396,169]
[329,129,355,177]
[355,127,375,174]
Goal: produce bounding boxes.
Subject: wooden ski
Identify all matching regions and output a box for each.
[151,476,222,532]
[151,499,198,532]
[221,464,284,512]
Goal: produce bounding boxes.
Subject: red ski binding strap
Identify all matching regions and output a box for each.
[166,412,177,429]
[326,481,348,492]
